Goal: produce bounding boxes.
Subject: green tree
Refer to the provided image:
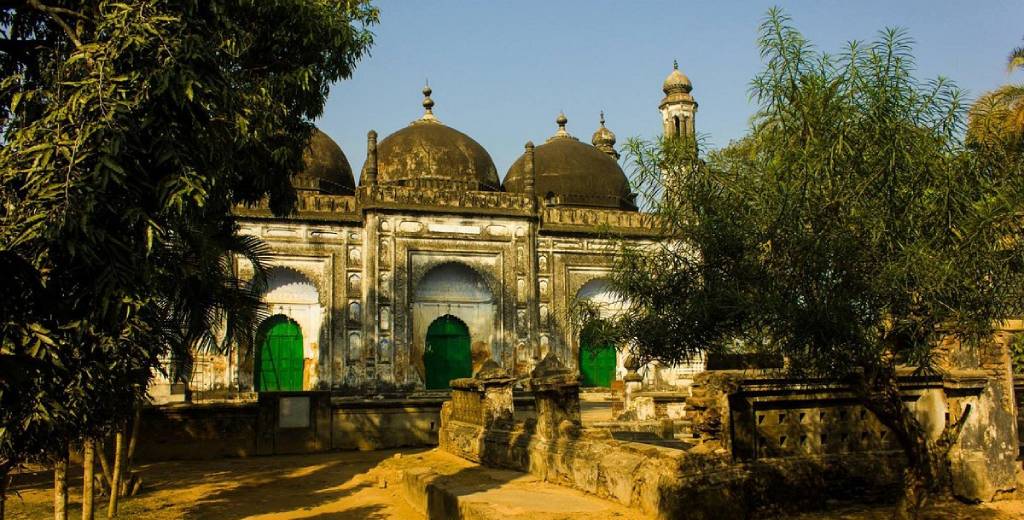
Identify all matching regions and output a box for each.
[0,0,377,516]
[968,42,1024,148]
[589,9,1024,518]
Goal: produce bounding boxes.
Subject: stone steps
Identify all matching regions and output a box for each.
[376,449,645,520]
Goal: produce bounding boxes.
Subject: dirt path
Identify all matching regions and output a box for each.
[5,449,424,519]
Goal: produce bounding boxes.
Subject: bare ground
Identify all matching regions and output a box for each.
[4,448,1024,519]
[5,449,423,519]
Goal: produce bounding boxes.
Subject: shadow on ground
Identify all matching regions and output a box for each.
[6,448,428,520]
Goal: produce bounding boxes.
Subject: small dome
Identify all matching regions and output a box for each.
[360,85,500,191]
[297,129,355,195]
[504,114,635,210]
[591,111,618,159]
[663,59,692,95]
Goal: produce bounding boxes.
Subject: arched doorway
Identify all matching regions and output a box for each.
[256,315,304,391]
[423,315,472,389]
[576,278,625,388]
[414,262,496,385]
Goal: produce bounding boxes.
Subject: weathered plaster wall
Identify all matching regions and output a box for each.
[165,189,686,394]
[938,327,1021,501]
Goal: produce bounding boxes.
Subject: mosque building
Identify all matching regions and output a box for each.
[157,62,703,398]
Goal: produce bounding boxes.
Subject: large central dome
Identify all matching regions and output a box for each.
[360,86,500,191]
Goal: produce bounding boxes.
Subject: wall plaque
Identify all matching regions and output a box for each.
[278,396,310,429]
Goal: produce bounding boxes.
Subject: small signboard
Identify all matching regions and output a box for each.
[279,396,310,429]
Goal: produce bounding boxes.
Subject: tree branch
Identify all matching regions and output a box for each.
[25,0,83,49]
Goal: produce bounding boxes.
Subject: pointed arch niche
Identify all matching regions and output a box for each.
[411,262,497,386]
[258,266,323,390]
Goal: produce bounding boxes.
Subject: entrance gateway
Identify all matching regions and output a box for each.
[423,314,472,389]
[256,315,304,391]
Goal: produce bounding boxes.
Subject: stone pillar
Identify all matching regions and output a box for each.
[476,360,516,428]
[523,141,535,197]
[621,354,644,419]
[365,130,378,187]
[528,352,581,439]
[440,360,517,462]
[937,331,1020,501]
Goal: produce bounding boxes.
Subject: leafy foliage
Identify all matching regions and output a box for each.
[604,9,1024,379]
[585,8,1024,512]
[968,40,1024,149]
[0,0,377,470]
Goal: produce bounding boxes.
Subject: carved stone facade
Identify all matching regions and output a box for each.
[152,63,705,397]
[229,185,662,391]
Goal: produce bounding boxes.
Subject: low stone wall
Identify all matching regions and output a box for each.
[136,393,450,461]
[687,368,1016,501]
[439,353,1018,518]
[136,402,259,461]
[330,398,444,451]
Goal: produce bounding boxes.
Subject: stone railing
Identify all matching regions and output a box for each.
[685,368,1018,502]
[540,205,662,235]
[233,192,359,220]
[359,185,535,215]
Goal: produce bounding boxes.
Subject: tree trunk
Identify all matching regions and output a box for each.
[54,452,68,520]
[106,431,124,518]
[95,444,112,495]
[82,440,95,520]
[852,370,953,520]
[1,462,10,520]
[122,402,143,496]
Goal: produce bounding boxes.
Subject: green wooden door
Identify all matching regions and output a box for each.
[579,342,616,388]
[424,315,472,390]
[257,317,304,392]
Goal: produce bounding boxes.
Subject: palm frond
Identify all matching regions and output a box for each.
[1007,45,1024,74]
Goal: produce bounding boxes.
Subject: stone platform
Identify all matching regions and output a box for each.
[371,449,644,520]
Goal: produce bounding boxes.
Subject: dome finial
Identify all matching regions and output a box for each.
[548,111,576,142]
[418,81,439,123]
[673,59,678,70]
[592,111,618,159]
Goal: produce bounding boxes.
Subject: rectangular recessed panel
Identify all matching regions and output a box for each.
[279,396,310,429]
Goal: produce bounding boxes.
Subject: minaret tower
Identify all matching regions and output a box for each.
[659,60,697,139]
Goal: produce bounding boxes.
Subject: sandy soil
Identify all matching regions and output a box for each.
[5,449,424,519]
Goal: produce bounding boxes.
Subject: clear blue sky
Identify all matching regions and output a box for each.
[318,0,1024,183]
